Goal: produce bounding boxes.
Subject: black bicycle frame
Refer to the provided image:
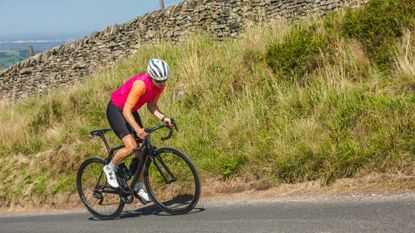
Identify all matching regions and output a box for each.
[92,123,178,201]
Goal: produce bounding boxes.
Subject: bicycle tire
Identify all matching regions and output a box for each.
[77,157,124,220]
[144,147,201,215]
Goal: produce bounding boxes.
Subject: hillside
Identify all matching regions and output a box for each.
[0,0,414,208]
[0,0,367,100]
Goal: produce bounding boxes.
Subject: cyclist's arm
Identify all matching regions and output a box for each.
[147,85,166,121]
[123,80,146,132]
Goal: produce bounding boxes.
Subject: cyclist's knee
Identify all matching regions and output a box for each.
[122,134,138,152]
[125,142,137,152]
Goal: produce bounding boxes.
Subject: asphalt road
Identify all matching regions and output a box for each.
[0,195,414,233]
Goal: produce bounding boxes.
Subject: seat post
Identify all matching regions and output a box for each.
[99,134,111,153]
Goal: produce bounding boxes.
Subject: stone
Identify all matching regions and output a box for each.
[19,68,32,75]
[229,20,241,30]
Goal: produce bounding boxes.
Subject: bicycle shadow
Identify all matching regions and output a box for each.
[88,204,205,221]
[118,203,205,219]
[88,194,205,221]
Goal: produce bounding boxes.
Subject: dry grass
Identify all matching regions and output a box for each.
[394,31,415,91]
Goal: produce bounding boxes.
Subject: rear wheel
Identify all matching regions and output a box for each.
[76,157,124,220]
[144,147,201,215]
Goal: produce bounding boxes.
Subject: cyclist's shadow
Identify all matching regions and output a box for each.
[88,204,205,220]
[118,203,205,219]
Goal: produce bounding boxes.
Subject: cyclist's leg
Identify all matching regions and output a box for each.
[106,101,140,165]
[105,102,141,188]
[111,134,138,165]
[129,111,145,181]
[130,111,146,182]
[133,148,145,181]
[129,112,150,201]
[104,135,137,188]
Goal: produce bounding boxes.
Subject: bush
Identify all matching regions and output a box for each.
[266,25,331,81]
[343,0,415,70]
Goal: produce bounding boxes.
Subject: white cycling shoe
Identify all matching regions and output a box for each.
[134,183,152,203]
[137,189,151,202]
[103,164,120,188]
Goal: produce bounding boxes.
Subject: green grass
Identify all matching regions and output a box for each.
[0,50,21,68]
[0,0,414,206]
[343,0,415,70]
[0,57,20,68]
[0,50,19,57]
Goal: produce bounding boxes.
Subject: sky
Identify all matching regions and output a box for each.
[0,0,183,38]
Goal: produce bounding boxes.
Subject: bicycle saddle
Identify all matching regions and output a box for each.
[90,128,112,136]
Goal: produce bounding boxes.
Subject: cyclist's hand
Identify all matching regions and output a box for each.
[163,117,174,128]
[136,127,148,139]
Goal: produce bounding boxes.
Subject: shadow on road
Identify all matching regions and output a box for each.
[119,204,206,219]
[88,204,205,221]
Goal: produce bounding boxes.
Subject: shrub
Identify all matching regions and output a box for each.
[343,0,415,70]
[221,155,246,179]
[265,25,331,81]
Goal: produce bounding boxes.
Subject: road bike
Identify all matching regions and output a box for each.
[76,120,201,220]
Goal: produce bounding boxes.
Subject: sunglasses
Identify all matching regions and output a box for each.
[154,79,166,84]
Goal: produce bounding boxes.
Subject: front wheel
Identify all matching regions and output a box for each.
[76,157,124,220]
[144,147,201,215]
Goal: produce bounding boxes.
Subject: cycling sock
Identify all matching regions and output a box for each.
[135,182,143,191]
[108,162,118,170]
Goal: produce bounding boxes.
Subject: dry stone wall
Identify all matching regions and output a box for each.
[0,0,367,100]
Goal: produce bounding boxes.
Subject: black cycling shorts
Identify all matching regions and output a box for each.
[106,100,143,140]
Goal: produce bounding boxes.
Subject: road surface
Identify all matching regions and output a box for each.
[0,195,414,233]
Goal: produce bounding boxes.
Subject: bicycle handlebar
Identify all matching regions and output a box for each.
[146,118,178,137]
[132,118,178,153]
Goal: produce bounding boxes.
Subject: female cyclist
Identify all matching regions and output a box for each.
[104,58,173,202]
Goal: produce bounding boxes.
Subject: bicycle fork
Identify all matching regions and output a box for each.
[151,154,177,184]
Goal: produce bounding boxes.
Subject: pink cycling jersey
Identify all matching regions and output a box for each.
[111,73,162,112]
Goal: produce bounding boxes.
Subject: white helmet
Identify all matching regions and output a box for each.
[147,58,169,82]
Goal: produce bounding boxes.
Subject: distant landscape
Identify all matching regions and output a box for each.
[0,32,90,68]
[0,49,39,68]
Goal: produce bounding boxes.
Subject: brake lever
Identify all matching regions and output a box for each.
[171,118,179,132]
